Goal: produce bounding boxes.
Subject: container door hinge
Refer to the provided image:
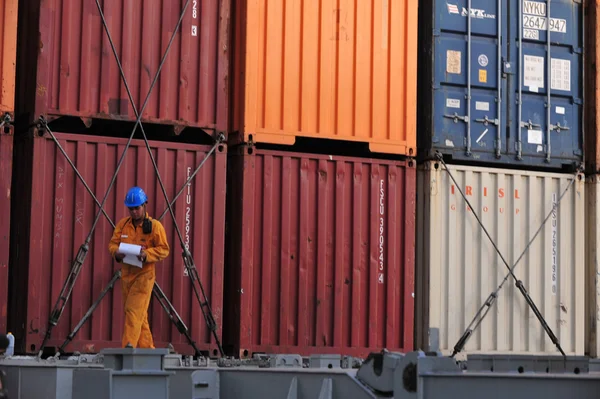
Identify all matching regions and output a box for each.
[502,60,514,75]
[574,98,583,105]
[574,47,583,55]
[573,149,583,156]
[433,29,441,37]
[444,113,469,124]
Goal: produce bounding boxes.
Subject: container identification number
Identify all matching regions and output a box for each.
[191,0,198,36]
[523,15,566,33]
[378,179,385,284]
[184,166,193,276]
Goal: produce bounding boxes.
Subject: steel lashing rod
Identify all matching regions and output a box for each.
[434,152,578,358]
[93,0,225,356]
[38,0,195,355]
[38,124,221,356]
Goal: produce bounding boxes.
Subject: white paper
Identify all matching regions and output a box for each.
[119,243,143,268]
[446,99,460,109]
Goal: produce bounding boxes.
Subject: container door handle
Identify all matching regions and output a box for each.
[444,113,469,124]
[549,122,570,132]
[520,120,541,129]
[474,116,499,126]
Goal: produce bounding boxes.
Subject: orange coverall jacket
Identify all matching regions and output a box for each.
[108,213,170,348]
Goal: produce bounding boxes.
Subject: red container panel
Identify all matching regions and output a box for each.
[9,132,226,356]
[17,0,230,133]
[224,147,416,358]
[0,133,12,333]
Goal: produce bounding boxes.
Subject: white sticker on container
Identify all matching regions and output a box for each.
[524,55,545,89]
[528,129,543,145]
[446,99,460,109]
[475,101,489,111]
[530,86,539,93]
[445,139,455,147]
[556,106,565,115]
[478,54,488,67]
[551,58,571,92]
[523,28,540,40]
[551,192,558,295]
[447,50,461,74]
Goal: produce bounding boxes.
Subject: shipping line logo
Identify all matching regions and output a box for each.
[449,184,521,214]
[447,3,496,19]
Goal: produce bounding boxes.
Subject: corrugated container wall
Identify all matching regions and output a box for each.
[0,133,12,333]
[231,0,418,156]
[16,0,230,135]
[8,133,227,356]
[586,175,600,358]
[585,1,600,173]
[417,0,583,170]
[224,147,416,358]
[416,161,585,356]
[0,0,16,336]
[0,0,17,118]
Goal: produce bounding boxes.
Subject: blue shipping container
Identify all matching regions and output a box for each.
[417,0,583,170]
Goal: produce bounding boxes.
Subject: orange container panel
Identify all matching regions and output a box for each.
[233,0,418,156]
[0,0,17,117]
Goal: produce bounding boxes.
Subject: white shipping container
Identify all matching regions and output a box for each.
[416,161,585,356]
[586,175,600,358]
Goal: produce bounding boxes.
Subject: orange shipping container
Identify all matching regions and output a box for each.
[0,0,16,119]
[232,0,418,156]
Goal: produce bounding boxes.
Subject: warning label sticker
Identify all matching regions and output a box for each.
[551,58,571,92]
[447,50,461,74]
[524,55,545,89]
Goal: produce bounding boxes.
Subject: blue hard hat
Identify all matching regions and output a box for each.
[124,186,148,208]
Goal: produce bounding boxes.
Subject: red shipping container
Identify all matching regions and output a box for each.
[8,132,226,356]
[0,133,12,333]
[16,0,230,134]
[224,146,416,358]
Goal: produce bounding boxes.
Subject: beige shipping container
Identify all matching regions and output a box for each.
[416,161,585,356]
[586,175,600,358]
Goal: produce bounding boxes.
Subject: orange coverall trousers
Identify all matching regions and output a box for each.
[108,214,170,348]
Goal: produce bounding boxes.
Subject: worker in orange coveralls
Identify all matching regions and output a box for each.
[108,186,170,349]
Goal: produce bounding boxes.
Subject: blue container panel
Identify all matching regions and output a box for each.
[508,0,583,167]
[435,0,502,36]
[421,0,584,170]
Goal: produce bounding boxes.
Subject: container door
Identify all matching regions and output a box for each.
[509,0,583,168]
[434,0,508,162]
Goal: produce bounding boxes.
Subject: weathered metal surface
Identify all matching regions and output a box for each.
[224,146,416,358]
[0,133,12,334]
[16,0,230,134]
[586,174,600,358]
[0,0,17,116]
[8,132,227,356]
[3,350,600,399]
[416,161,586,356]
[232,0,418,155]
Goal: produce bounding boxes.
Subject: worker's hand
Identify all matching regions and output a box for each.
[138,249,147,263]
[114,252,126,262]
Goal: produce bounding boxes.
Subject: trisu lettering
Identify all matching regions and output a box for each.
[450,185,520,199]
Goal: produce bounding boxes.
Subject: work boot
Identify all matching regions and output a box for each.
[125,343,133,349]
